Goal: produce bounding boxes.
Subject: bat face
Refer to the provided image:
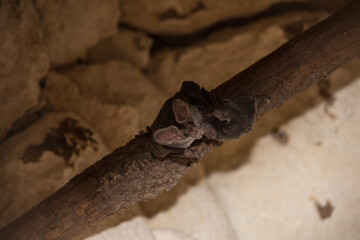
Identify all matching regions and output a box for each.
[153,99,207,148]
[184,124,204,139]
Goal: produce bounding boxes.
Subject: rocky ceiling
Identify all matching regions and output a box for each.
[0,0,359,239]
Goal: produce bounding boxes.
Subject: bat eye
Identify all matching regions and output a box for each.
[184,133,189,137]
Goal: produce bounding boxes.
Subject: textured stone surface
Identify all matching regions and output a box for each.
[0,0,49,140]
[86,210,155,240]
[62,60,166,129]
[0,112,108,227]
[207,76,360,240]
[122,0,302,35]
[35,0,120,66]
[86,29,153,69]
[152,229,194,240]
[147,180,235,240]
[148,12,328,95]
[44,71,139,150]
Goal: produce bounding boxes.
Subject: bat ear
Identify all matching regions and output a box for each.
[153,126,182,145]
[172,98,190,124]
[188,105,202,126]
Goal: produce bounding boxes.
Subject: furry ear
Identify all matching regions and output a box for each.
[172,99,190,124]
[153,126,182,145]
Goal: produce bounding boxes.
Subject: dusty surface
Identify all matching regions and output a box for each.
[122,0,302,35]
[86,29,153,69]
[147,12,328,95]
[61,60,166,129]
[35,0,120,66]
[0,0,49,140]
[0,0,359,239]
[43,71,139,150]
[0,112,109,226]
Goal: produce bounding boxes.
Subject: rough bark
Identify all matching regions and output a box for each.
[1,1,360,239]
[213,1,360,116]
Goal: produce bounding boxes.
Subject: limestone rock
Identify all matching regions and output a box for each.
[207,76,360,240]
[86,29,153,69]
[86,215,155,240]
[121,0,303,35]
[61,61,166,129]
[148,12,327,95]
[153,229,195,240]
[35,0,120,66]
[44,71,139,150]
[0,0,49,140]
[147,180,235,240]
[0,112,109,227]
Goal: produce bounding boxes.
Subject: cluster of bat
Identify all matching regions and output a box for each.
[146,81,261,160]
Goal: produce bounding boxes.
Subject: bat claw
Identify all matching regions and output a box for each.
[213,109,231,123]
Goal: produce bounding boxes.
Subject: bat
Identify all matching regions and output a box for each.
[177,81,261,140]
[207,95,259,140]
[149,81,262,158]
